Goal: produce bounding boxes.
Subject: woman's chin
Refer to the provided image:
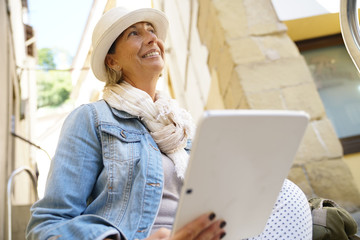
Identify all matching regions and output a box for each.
[145,63,165,74]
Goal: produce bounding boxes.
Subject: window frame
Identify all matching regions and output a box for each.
[296,34,360,155]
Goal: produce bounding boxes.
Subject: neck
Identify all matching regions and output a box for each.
[123,71,160,101]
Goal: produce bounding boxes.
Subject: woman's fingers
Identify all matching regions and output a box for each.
[172,212,226,240]
[197,220,226,240]
[142,213,227,240]
[173,212,216,239]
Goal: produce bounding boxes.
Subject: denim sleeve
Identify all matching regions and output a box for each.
[26,104,124,240]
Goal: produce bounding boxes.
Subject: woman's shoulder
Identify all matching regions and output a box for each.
[74,100,148,133]
[70,100,114,118]
[66,100,108,119]
[87,100,137,120]
[61,100,112,129]
[65,100,149,135]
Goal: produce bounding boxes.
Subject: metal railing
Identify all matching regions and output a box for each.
[7,166,38,240]
[340,0,360,72]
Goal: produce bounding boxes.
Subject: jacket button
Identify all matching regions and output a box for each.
[120,130,126,138]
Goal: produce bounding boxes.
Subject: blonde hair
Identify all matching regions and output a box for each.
[104,62,124,86]
[104,36,124,86]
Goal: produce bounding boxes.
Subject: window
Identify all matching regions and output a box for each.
[298,34,360,154]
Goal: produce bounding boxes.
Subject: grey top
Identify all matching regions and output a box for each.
[151,153,183,234]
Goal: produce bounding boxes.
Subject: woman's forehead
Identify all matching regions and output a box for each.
[126,21,154,29]
[115,22,155,43]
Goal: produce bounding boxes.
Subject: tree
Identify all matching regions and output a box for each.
[37,48,56,70]
[36,70,72,108]
[36,48,72,108]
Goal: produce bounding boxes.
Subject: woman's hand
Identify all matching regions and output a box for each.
[144,212,226,240]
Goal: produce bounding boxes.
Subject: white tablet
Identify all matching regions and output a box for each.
[172,110,309,239]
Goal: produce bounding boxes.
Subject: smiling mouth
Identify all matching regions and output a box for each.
[142,51,160,58]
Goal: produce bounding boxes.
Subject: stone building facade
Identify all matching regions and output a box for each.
[0,0,37,238]
[72,0,360,212]
[157,0,360,212]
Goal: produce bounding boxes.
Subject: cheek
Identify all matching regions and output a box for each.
[116,44,141,66]
[157,41,166,61]
[158,40,165,54]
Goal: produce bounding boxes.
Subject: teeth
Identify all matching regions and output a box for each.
[143,51,159,58]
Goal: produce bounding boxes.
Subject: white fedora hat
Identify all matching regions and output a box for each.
[91,7,169,82]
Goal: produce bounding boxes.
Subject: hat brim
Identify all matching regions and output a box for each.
[91,8,169,82]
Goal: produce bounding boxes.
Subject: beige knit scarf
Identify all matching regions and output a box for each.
[103,81,195,179]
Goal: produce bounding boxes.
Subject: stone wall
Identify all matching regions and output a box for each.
[197,0,360,211]
[0,0,38,237]
[157,0,214,122]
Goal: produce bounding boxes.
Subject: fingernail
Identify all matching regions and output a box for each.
[209,212,216,220]
[220,232,226,239]
[220,221,227,229]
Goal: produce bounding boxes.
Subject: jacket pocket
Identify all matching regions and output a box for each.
[99,124,141,162]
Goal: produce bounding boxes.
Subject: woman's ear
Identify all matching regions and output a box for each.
[105,54,119,71]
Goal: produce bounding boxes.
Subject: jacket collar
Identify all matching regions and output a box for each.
[102,99,139,119]
[110,106,139,120]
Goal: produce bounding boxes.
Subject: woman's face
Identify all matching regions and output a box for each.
[106,22,165,80]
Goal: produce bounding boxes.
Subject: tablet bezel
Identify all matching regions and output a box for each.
[172,110,309,239]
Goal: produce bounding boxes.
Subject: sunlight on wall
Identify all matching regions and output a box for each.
[272,0,360,21]
[316,0,340,13]
[116,0,152,9]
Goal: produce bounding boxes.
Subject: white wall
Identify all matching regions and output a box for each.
[271,0,360,21]
[156,0,212,123]
[0,0,10,235]
[0,0,37,237]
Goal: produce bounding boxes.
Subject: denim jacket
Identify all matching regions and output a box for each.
[27,100,190,240]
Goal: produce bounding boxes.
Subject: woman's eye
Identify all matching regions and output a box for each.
[148,27,156,34]
[128,31,138,37]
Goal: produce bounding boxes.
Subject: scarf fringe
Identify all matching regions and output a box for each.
[168,150,189,179]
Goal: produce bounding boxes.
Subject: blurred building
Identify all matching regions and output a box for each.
[164,0,360,212]
[0,0,38,238]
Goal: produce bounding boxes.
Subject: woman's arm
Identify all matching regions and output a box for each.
[27,104,122,240]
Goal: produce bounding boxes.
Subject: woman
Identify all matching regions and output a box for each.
[27,7,226,240]
[27,7,312,240]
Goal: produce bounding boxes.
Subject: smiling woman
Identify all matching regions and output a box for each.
[104,22,165,97]
[26,6,227,240]
[25,5,315,240]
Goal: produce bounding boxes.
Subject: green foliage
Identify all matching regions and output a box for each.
[36,48,72,108]
[36,70,72,108]
[38,48,56,70]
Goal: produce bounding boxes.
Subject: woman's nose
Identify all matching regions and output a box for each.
[144,31,157,45]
